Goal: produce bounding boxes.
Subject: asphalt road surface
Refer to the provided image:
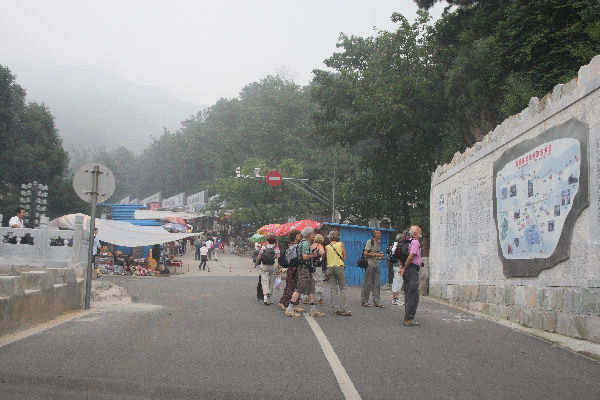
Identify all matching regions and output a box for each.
[1,273,599,399]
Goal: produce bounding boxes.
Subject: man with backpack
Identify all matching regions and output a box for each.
[254,235,279,305]
[285,227,324,317]
[390,230,411,306]
[400,225,423,326]
[361,230,386,308]
[278,229,305,313]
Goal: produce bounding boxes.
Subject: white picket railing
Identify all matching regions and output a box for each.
[0,215,88,272]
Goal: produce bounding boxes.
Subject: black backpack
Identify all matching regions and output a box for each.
[387,242,398,263]
[395,239,411,264]
[261,246,276,265]
[285,244,301,267]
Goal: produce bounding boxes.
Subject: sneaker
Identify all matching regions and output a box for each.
[392,299,398,306]
[397,301,404,306]
[285,310,300,317]
[267,298,273,305]
[293,306,305,313]
[309,309,325,317]
[335,310,352,316]
[264,300,269,305]
[317,299,324,305]
[403,319,421,326]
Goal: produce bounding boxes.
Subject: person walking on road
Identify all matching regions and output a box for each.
[278,230,304,313]
[285,227,324,318]
[199,243,209,271]
[194,236,202,260]
[361,230,385,308]
[254,234,279,305]
[206,238,213,260]
[229,237,236,255]
[326,231,351,316]
[401,225,423,326]
[311,234,326,305]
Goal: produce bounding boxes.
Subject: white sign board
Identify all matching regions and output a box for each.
[162,192,185,209]
[187,190,208,206]
[141,192,161,205]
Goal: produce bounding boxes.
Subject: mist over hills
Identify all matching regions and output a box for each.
[7,62,200,158]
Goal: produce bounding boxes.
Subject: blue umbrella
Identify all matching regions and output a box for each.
[162,223,187,233]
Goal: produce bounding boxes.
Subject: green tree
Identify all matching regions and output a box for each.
[312,11,444,229]
[0,65,81,225]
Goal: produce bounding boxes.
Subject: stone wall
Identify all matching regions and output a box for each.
[429,55,600,343]
[0,266,85,336]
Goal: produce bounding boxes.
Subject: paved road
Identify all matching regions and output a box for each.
[1,270,599,399]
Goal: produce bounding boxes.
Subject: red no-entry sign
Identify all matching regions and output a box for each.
[266,170,283,187]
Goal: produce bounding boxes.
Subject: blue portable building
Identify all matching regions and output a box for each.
[321,223,395,287]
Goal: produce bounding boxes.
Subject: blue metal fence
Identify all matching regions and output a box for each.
[323,223,395,287]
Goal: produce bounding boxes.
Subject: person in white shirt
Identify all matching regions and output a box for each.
[199,244,209,271]
[9,207,25,228]
[205,239,214,260]
[92,228,101,277]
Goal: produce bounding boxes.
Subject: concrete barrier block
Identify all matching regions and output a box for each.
[505,286,515,305]
[495,287,505,305]
[0,276,25,297]
[550,288,565,311]
[486,286,496,304]
[556,313,575,337]
[542,311,557,333]
[530,310,544,330]
[580,289,600,315]
[564,290,582,314]
[21,271,53,291]
[515,286,526,306]
[477,285,488,303]
[525,287,538,307]
[471,285,480,303]
[573,315,588,340]
[537,289,549,309]
[587,316,600,344]
[47,268,76,285]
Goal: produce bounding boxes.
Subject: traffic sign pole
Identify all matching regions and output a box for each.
[84,166,99,310]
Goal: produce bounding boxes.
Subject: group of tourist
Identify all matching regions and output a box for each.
[252,225,423,326]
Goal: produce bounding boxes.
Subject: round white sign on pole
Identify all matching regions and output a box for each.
[73,162,115,204]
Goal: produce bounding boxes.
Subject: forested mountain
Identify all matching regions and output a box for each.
[6,62,199,158]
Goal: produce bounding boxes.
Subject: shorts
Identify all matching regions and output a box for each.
[296,267,315,295]
[392,265,403,293]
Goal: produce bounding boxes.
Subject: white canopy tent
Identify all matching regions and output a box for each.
[48,213,196,247]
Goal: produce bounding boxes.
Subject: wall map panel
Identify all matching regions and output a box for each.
[493,118,589,277]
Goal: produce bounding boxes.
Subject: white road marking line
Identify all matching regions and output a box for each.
[305,314,362,400]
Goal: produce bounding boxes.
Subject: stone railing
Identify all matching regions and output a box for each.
[0,215,88,275]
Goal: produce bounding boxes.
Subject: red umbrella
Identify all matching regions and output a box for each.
[273,220,323,237]
[163,216,186,225]
[257,223,280,234]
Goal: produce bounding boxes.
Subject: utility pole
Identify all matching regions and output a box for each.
[331,168,336,223]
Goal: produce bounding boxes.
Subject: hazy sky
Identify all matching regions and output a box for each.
[1,0,444,106]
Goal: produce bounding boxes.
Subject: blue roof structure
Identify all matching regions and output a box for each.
[98,204,161,226]
[322,222,395,233]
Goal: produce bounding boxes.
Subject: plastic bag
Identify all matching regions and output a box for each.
[274,276,282,290]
